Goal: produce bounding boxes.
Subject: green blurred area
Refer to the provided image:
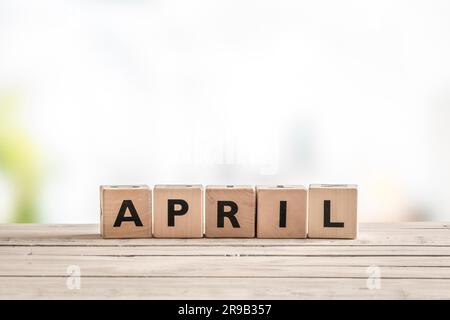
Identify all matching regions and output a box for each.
[0,91,41,223]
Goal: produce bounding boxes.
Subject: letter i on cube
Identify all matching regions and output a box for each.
[256,185,307,238]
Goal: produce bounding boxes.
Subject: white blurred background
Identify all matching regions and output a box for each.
[0,0,449,223]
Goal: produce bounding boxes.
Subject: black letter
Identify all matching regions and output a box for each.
[279,201,287,228]
[168,199,189,227]
[323,200,344,228]
[217,201,240,228]
[113,200,143,227]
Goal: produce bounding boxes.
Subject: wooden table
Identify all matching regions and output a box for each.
[0,223,449,299]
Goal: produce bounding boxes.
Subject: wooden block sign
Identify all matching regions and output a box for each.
[205,185,256,238]
[99,184,358,239]
[308,184,358,239]
[100,185,152,239]
[256,185,307,238]
[153,185,203,238]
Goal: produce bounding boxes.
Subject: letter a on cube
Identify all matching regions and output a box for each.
[100,185,152,238]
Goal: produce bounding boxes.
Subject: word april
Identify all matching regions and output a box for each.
[100,184,358,239]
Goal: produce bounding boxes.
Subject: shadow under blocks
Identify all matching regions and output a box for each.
[100,184,358,239]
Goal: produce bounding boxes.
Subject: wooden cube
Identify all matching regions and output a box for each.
[153,185,203,238]
[308,184,358,239]
[100,185,152,239]
[205,185,256,238]
[256,185,307,238]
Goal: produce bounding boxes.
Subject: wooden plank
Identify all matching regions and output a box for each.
[0,255,449,279]
[2,252,450,266]
[1,223,450,246]
[0,223,449,299]
[0,245,449,257]
[0,277,449,299]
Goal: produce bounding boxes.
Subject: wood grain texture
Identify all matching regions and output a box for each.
[256,186,307,238]
[100,185,152,239]
[308,184,357,239]
[205,186,256,238]
[0,223,449,299]
[153,185,203,238]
